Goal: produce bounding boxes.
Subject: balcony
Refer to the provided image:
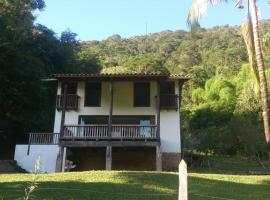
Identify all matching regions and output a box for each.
[160,94,178,110]
[56,94,79,110]
[62,124,158,140]
[28,133,60,145]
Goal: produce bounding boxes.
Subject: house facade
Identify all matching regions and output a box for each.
[14,73,189,172]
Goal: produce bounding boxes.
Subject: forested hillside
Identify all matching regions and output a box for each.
[78,21,270,158]
[1,0,270,159]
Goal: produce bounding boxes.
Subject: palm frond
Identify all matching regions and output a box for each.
[187,0,228,28]
[242,14,260,87]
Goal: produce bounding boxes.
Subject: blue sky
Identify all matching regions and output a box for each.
[35,0,270,41]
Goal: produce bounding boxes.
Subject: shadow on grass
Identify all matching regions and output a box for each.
[0,171,269,200]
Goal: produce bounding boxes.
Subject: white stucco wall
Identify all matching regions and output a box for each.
[160,111,181,152]
[53,80,181,153]
[160,82,181,153]
[14,145,59,173]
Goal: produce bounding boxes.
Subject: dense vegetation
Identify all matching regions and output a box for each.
[1,0,270,160]
[0,0,100,158]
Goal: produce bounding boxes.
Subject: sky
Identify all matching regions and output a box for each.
[34,0,270,41]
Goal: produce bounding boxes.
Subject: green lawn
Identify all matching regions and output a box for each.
[188,155,270,174]
[0,171,269,200]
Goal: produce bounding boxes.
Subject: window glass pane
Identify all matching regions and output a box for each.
[134,82,150,107]
[85,82,101,106]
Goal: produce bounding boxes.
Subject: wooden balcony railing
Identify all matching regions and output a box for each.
[28,133,60,145]
[62,124,158,140]
[160,94,178,110]
[56,94,79,110]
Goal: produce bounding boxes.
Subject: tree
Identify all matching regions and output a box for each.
[187,0,270,145]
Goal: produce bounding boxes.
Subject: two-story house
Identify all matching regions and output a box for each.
[14,72,189,172]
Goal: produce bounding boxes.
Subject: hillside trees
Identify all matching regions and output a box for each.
[0,0,100,158]
[187,0,270,145]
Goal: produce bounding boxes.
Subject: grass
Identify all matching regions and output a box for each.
[188,155,270,174]
[0,171,269,200]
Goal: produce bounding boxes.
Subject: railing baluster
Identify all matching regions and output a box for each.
[53,124,158,141]
[56,94,79,110]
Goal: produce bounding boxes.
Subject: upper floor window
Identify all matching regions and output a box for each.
[160,81,178,109]
[134,82,150,107]
[61,82,77,94]
[85,82,101,107]
[160,81,175,94]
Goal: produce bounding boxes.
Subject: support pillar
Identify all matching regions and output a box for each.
[156,81,161,140]
[156,144,162,171]
[60,83,68,135]
[56,82,68,172]
[55,146,64,172]
[108,81,114,138]
[178,81,184,159]
[61,147,67,172]
[106,145,112,170]
[106,81,113,170]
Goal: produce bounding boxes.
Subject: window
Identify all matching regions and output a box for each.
[160,81,175,94]
[85,82,101,107]
[160,81,178,109]
[134,82,150,107]
[61,82,77,94]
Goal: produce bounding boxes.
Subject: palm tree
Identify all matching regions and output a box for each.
[187,0,270,144]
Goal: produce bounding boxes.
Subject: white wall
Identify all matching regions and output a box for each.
[160,81,181,153]
[160,111,181,152]
[14,145,59,173]
[53,80,181,153]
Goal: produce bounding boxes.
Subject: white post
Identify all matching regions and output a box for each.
[178,159,188,200]
[61,147,67,172]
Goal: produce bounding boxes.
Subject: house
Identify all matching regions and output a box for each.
[14,73,189,172]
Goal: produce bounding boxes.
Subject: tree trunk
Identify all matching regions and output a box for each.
[249,0,270,144]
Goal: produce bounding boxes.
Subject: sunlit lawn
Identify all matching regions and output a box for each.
[0,171,269,200]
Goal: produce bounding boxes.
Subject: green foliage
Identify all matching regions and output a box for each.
[80,25,251,75]
[0,0,99,158]
[184,63,270,157]
[192,75,236,111]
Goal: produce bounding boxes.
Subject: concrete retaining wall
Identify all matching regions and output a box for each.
[14,145,59,173]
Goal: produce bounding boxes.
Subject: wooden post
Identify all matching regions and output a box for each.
[27,133,31,155]
[60,83,68,137]
[106,145,112,170]
[178,81,184,159]
[56,82,67,172]
[156,144,162,171]
[108,81,114,138]
[156,81,161,140]
[178,81,184,111]
[61,147,67,172]
[178,159,188,200]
